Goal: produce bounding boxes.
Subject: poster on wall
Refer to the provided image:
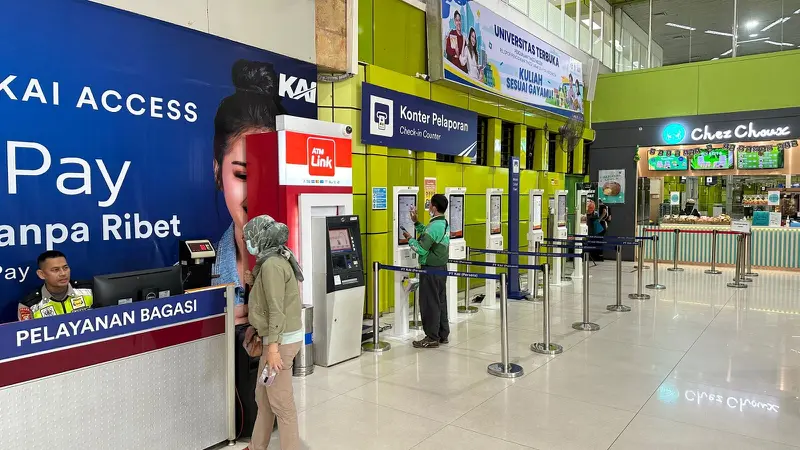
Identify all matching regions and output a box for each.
[598,169,626,204]
[424,178,438,209]
[437,0,584,117]
[0,0,317,323]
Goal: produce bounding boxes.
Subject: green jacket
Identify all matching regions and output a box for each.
[409,215,450,267]
[247,256,302,345]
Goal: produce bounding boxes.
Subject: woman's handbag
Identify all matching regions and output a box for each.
[242,325,263,358]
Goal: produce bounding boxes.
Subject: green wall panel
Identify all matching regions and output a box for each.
[594,66,699,122]
[372,0,426,77]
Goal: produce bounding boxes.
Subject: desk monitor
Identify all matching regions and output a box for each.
[93,266,184,308]
[449,194,464,239]
[398,194,417,245]
[490,194,502,235]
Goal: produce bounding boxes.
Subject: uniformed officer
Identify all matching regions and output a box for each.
[18,251,93,321]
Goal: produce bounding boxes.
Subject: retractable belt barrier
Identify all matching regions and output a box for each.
[644,228,746,276]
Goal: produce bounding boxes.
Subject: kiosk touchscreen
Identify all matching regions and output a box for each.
[571,189,591,279]
[446,187,467,319]
[527,190,544,298]
[551,190,569,285]
[484,189,504,309]
[311,215,365,367]
[391,186,419,337]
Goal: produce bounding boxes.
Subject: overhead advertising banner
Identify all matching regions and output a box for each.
[0,0,317,323]
[361,83,478,157]
[437,0,584,117]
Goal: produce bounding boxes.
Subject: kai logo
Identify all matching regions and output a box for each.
[279,73,317,103]
[307,138,335,177]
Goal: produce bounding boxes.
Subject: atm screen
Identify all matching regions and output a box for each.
[328,228,351,252]
[398,194,417,245]
[449,194,464,239]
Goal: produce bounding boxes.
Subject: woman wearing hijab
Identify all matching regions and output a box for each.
[244,215,304,450]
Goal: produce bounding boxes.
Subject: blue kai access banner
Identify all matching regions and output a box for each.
[361,83,478,158]
[0,0,317,323]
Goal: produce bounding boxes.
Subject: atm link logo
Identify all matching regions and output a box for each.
[369,95,394,137]
[279,74,317,103]
[307,138,336,177]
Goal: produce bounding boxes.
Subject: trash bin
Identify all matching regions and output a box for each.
[293,305,314,377]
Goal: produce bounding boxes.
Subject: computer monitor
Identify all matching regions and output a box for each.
[93,266,184,308]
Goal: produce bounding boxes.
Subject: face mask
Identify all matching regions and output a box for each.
[429,209,435,218]
[246,240,259,256]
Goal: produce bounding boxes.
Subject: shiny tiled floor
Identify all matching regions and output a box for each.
[229,261,800,449]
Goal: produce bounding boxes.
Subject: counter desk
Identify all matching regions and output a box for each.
[637,224,800,271]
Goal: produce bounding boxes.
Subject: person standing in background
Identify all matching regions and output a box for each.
[403,194,451,349]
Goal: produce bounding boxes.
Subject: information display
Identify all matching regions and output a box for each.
[647,148,688,171]
[398,195,417,245]
[449,195,464,239]
[490,195,502,235]
[737,146,785,169]
[532,195,542,229]
[690,148,734,170]
[328,229,352,252]
[557,195,567,226]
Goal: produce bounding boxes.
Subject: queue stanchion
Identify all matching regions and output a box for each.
[667,229,683,272]
[488,273,525,378]
[727,234,748,289]
[645,234,666,290]
[607,245,632,312]
[628,239,651,300]
[362,262,391,353]
[744,233,759,277]
[409,283,421,330]
[572,253,600,331]
[532,264,563,355]
[457,246,479,314]
[704,230,722,275]
[529,241,543,301]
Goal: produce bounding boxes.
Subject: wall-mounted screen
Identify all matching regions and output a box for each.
[449,194,464,239]
[490,195,502,235]
[647,148,688,171]
[557,195,567,226]
[328,229,352,252]
[398,194,417,245]
[689,148,734,170]
[737,145,785,169]
[532,195,542,229]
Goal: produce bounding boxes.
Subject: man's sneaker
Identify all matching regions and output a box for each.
[413,336,440,348]
[439,337,449,344]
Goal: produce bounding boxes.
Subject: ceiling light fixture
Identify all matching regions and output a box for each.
[795,8,800,14]
[720,49,733,56]
[581,18,601,31]
[746,20,759,29]
[738,37,769,44]
[712,57,720,60]
[665,22,696,31]
[765,40,795,47]
[749,33,759,38]
[761,17,790,32]
[705,30,734,37]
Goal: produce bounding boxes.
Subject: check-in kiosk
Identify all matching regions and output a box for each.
[484,188,503,309]
[391,186,419,337]
[527,190,544,297]
[551,190,569,285]
[571,189,591,279]
[311,215,365,367]
[446,187,466,320]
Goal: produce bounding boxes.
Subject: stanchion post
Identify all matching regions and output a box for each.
[573,253,600,331]
[458,247,479,314]
[530,241,543,301]
[667,229,683,272]
[646,235,666,290]
[607,245,632,312]
[628,240,651,300]
[705,230,721,275]
[727,234,748,289]
[745,232,758,277]
[737,234,753,283]
[410,284,420,330]
[363,262,391,352]
[488,274,524,378]
[532,264,564,355]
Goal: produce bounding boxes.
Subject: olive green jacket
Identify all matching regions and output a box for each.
[247,256,302,345]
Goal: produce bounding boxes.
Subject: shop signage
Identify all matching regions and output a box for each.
[0,0,317,323]
[361,83,478,157]
[657,118,798,145]
[279,130,352,186]
[433,0,584,117]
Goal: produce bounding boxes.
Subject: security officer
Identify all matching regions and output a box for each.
[18,250,93,320]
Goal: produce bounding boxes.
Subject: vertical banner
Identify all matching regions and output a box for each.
[598,169,626,204]
[507,157,522,297]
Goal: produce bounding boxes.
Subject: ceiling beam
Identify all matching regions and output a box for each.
[608,0,650,5]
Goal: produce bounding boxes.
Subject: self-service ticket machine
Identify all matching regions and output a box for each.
[392,186,420,337]
[527,190,544,297]
[446,187,466,321]
[484,188,504,309]
[311,215,365,366]
[571,189,591,279]
[551,190,569,285]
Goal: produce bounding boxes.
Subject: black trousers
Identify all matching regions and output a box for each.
[419,266,450,340]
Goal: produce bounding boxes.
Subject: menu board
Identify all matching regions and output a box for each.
[490,195,502,235]
[449,194,464,239]
[737,146,784,169]
[690,148,734,170]
[647,148,688,171]
[397,194,416,245]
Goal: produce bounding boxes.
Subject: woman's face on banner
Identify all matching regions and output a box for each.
[220,134,248,234]
[470,30,477,47]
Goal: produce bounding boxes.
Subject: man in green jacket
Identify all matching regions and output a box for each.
[402,194,451,348]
